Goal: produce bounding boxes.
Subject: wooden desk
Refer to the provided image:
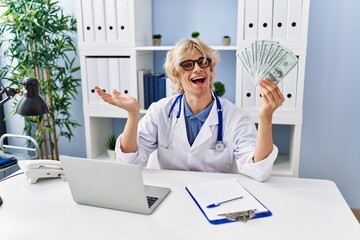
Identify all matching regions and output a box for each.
[1,169,359,240]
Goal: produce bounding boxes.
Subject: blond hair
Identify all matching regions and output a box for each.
[163,38,220,93]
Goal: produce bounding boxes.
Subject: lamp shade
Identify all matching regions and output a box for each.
[16,77,48,116]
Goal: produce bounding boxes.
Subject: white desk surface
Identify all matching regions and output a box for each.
[1,169,359,240]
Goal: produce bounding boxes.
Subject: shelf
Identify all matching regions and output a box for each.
[83,104,128,118]
[244,109,303,125]
[77,0,310,177]
[135,45,238,51]
[272,155,295,177]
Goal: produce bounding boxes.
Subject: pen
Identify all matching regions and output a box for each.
[206,196,243,208]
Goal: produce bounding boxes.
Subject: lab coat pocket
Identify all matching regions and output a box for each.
[205,148,232,173]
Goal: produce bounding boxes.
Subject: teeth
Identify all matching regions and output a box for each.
[191,77,205,84]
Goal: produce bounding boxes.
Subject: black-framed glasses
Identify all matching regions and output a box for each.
[179,57,212,71]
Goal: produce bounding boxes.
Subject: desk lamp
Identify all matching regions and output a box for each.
[0,77,49,206]
[0,77,48,115]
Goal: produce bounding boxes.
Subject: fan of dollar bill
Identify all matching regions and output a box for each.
[237,40,298,85]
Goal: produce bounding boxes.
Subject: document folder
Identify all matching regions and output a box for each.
[0,155,17,169]
[244,0,259,40]
[85,57,98,103]
[80,0,95,42]
[186,178,271,224]
[108,57,121,94]
[104,0,118,42]
[258,0,273,39]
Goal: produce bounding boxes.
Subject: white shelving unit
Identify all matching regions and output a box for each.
[76,0,310,177]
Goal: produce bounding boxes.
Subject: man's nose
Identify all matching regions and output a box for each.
[193,62,203,72]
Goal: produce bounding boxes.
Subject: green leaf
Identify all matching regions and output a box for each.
[0,0,81,159]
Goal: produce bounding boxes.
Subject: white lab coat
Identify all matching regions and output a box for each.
[115,95,278,181]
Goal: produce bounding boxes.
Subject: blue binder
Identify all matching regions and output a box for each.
[153,72,165,101]
[0,155,17,169]
[143,72,153,109]
[158,76,167,100]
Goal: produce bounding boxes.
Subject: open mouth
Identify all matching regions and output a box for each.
[191,77,205,84]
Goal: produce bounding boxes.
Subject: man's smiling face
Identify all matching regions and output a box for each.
[179,50,212,98]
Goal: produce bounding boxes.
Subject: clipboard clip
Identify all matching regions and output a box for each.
[218,209,256,223]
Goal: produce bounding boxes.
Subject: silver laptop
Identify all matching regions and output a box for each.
[60,156,170,215]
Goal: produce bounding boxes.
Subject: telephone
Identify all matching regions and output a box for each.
[18,160,65,184]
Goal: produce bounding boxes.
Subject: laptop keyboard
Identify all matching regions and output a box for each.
[147,196,159,208]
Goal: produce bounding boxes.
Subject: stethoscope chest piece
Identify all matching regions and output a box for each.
[215,141,225,152]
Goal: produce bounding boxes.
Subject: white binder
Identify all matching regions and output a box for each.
[272,0,288,40]
[281,65,298,110]
[255,86,262,109]
[166,77,174,97]
[119,57,131,95]
[287,0,303,40]
[241,69,256,108]
[137,68,151,110]
[81,0,95,42]
[93,0,107,42]
[96,58,110,97]
[85,57,98,103]
[104,0,118,42]
[108,57,121,93]
[258,0,273,40]
[244,0,259,40]
[116,0,130,42]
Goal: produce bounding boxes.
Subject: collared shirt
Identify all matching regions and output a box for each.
[184,97,214,146]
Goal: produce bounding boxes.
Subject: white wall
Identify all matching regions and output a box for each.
[300,0,360,208]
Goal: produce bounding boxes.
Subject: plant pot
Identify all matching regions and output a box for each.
[107,150,116,159]
[222,37,231,46]
[153,38,161,46]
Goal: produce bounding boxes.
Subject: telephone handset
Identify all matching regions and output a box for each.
[18,160,65,184]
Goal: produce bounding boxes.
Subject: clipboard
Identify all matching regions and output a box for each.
[185,178,272,224]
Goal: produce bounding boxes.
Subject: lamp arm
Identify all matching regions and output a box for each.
[0,95,11,105]
[0,87,21,106]
[0,78,21,107]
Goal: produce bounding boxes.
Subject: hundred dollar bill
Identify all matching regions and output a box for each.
[258,40,279,80]
[259,51,298,85]
[237,51,253,80]
[245,47,255,78]
[237,40,298,85]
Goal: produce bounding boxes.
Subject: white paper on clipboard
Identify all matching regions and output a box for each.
[186,178,269,222]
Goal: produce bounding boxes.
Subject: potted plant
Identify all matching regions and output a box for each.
[106,134,117,159]
[222,35,231,46]
[0,0,80,160]
[213,81,226,97]
[191,31,200,39]
[152,34,162,46]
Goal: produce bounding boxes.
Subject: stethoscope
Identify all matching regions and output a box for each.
[161,92,225,152]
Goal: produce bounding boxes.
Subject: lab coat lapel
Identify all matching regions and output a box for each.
[190,103,218,151]
[172,98,191,150]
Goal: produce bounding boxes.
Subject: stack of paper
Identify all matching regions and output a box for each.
[237,40,298,85]
[186,178,271,224]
